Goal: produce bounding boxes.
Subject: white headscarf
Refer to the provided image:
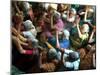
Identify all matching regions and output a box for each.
[23,2,31,11]
[82,24,89,33]
[23,20,37,36]
[70,8,76,15]
[23,20,35,30]
[63,29,70,40]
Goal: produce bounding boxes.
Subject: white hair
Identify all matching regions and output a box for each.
[82,24,89,33]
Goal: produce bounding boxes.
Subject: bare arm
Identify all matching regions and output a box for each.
[76,16,82,38]
[84,6,88,21]
[88,27,95,43]
[14,2,21,14]
[12,35,25,54]
[12,27,19,36]
[12,27,27,42]
[76,24,82,38]
[51,14,55,29]
[56,31,60,48]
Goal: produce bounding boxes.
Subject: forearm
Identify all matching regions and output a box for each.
[12,27,27,42]
[77,24,82,38]
[19,39,28,46]
[14,2,21,14]
[19,34,27,42]
[12,36,24,53]
[17,24,21,34]
[88,31,95,43]
[12,35,33,55]
[51,14,55,29]
[84,7,88,21]
[12,27,19,36]
[56,31,60,48]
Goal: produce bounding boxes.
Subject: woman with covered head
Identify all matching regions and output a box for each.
[57,49,80,71]
[22,20,38,44]
[70,15,90,49]
[67,8,77,23]
[12,14,35,55]
[56,29,70,50]
[61,7,77,32]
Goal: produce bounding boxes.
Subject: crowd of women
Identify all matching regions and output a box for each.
[11,1,96,74]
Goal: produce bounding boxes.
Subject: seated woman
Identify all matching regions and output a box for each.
[12,13,40,73]
[22,20,38,47]
[12,13,34,55]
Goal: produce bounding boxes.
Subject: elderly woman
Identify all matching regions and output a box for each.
[57,49,80,71]
[12,14,34,55]
[22,20,38,46]
[70,18,90,49]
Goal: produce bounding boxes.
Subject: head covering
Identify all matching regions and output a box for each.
[23,20,35,30]
[23,2,31,11]
[68,52,80,62]
[53,12,61,20]
[63,29,70,40]
[82,24,89,33]
[48,48,57,60]
[70,8,76,15]
[62,13,67,22]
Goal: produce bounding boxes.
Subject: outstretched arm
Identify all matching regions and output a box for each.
[84,6,88,22]
[76,24,82,38]
[88,26,96,43]
[14,2,22,14]
[56,31,60,49]
[12,27,27,42]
